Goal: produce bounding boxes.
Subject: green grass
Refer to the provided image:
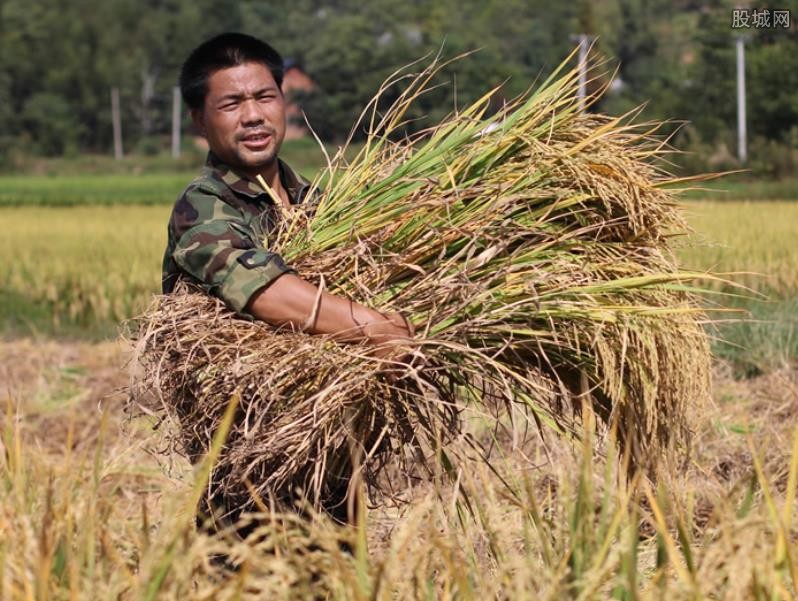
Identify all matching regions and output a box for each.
[0,139,337,207]
[5,136,795,208]
[705,296,798,377]
[676,174,798,201]
[0,173,195,206]
[677,200,798,375]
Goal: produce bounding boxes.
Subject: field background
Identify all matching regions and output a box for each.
[2,143,796,373]
[2,0,797,593]
[2,145,798,598]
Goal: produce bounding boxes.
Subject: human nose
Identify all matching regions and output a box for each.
[239,98,265,126]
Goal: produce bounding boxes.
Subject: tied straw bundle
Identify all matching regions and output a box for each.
[128,52,711,520]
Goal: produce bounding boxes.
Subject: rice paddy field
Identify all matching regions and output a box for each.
[2,194,795,370]
[1,172,797,599]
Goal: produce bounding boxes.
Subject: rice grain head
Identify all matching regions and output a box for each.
[127,52,712,515]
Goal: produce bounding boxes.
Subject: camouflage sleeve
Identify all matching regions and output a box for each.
[168,185,295,315]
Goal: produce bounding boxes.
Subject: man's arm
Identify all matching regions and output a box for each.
[169,185,412,344]
[246,273,413,344]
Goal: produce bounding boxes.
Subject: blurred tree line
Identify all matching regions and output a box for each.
[0,0,795,175]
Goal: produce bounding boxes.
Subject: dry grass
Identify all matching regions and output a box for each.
[0,194,791,600]
[2,340,797,599]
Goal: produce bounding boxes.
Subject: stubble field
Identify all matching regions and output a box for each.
[1,179,797,599]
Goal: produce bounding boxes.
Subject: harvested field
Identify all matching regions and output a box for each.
[1,195,796,599]
[2,339,797,599]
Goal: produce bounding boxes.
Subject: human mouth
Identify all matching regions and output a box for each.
[239,131,272,151]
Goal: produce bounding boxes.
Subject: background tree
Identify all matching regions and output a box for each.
[0,0,795,174]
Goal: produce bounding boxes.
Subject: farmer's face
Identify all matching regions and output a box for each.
[193,62,286,177]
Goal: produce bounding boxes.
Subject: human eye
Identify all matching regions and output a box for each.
[218,99,239,111]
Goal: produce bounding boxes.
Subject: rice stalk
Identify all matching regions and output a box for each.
[127,52,712,519]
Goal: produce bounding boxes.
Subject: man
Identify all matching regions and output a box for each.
[162,33,413,529]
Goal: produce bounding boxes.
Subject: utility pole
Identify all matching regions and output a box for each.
[735,36,747,164]
[171,86,181,159]
[577,34,589,110]
[570,34,595,110]
[111,87,123,160]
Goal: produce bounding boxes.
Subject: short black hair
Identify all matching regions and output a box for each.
[180,33,284,111]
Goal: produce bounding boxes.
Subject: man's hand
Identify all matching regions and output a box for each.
[363,311,415,364]
[362,311,414,343]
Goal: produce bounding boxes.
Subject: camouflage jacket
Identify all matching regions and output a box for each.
[161,151,316,316]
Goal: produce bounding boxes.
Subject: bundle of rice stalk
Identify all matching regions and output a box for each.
[128,52,711,517]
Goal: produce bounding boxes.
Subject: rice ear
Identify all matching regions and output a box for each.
[127,52,711,513]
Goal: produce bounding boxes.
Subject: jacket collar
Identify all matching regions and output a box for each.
[205,151,314,205]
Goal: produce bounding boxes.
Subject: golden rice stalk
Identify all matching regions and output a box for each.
[127,52,711,520]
